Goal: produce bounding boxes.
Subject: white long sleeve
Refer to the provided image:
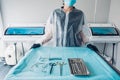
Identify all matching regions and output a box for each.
[35,23,52,45]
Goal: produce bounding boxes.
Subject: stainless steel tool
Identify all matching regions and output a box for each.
[56,62,66,76]
[49,63,56,74]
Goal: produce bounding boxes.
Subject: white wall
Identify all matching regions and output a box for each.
[109,0,120,70]
[109,0,120,27]
[0,0,5,57]
[1,0,62,27]
[95,0,111,23]
[0,0,111,27]
[0,12,4,57]
[0,13,2,37]
[0,0,3,37]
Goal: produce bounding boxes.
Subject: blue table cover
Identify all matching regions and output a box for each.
[5,47,120,80]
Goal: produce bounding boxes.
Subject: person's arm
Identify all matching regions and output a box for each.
[31,11,54,48]
[35,11,54,45]
[80,28,88,45]
[41,23,53,45]
[79,13,89,45]
[31,24,52,49]
[35,23,53,45]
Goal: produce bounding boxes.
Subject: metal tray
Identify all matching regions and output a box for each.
[68,58,90,75]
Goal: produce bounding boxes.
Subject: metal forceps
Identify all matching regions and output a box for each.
[56,62,66,76]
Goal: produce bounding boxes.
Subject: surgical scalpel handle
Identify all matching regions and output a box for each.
[60,64,63,76]
[49,58,62,60]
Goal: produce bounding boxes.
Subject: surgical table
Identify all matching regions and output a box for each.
[4,47,120,80]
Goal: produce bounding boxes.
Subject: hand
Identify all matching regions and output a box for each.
[30,43,41,49]
[87,44,99,53]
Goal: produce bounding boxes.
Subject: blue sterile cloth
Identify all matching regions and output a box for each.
[5,47,120,80]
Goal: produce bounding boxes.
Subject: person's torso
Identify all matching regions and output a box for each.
[52,8,84,47]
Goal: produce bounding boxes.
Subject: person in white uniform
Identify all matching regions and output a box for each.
[31,0,87,48]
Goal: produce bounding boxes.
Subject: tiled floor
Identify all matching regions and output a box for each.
[0,62,12,80]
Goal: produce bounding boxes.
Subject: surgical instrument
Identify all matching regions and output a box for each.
[49,63,56,74]
[49,57,62,60]
[68,58,90,75]
[56,62,66,76]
